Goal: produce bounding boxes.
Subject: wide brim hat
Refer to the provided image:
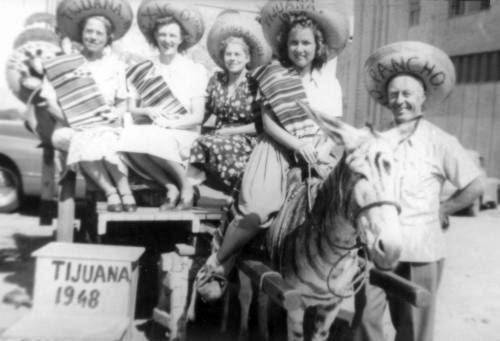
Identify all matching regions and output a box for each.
[56,0,133,42]
[259,0,349,60]
[137,0,205,50]
[6,28,61,103]
[24,12,56,29]
[364,41,456,108]
[207,11,272,70]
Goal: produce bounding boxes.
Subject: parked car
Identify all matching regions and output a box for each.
[0,119,85,212]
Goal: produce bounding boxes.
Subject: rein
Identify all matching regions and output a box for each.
[305,163,401,298]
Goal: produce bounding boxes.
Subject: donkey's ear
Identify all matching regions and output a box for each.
[297,100,367,150]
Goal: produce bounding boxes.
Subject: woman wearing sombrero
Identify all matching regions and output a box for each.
[187,11,271,195]
[40,0,137,212]
[117,0,208,210]
[196,1,348,301]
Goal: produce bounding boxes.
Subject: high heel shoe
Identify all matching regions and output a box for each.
[176,186,200,210]
[106,192,123,212]
[121,193,137,213]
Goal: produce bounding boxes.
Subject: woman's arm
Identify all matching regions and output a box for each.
[262,106,318,164]
[164,96,204,130]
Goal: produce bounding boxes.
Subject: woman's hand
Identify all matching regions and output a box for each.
[296,142,318,165]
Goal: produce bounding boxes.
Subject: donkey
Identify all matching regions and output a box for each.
[237,102,405,341]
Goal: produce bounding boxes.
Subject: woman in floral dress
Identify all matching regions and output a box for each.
[188,12,271,195]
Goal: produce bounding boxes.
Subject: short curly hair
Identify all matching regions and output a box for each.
[147,16,188,52]
[79,15,114,46]
[277,13,328,70]
[219,36,251,66]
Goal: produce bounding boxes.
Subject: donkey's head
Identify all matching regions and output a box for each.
[299,101,403,270]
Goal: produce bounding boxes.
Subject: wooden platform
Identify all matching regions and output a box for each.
[96,203,226,236]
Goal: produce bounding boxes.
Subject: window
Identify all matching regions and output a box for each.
[449,0,491,17]
[451,50,500,83]
[409,0,420,26]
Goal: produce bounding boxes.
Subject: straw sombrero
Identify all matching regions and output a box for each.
[207,11,271,70]
[24,12,56,29]
[137,0,204,50]
[56,0,133,42]
[364,41,456,108]
[6,27,61,103]
[259,0,349,59]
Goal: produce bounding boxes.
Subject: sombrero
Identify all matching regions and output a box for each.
[6,25,61,103]
[137,0,205,50]
[207,11,272,70]
[259,0,349,59]
[56,0,133,42]
[364,41,456,108]
[24,12,56,29]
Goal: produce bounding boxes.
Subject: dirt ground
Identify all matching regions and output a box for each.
[1,201,500,341]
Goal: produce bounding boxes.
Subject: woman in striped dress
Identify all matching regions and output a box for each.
[41,0,137,212]
[117,1,207,210]
[197,10,346,301]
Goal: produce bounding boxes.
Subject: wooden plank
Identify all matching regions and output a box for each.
[56,173,76,242]
[238,260,302,312]
[39,146,55,226]
[487,83,500,178]
[445,85,465,137]
[369,268,431,308]
[474,83,496,166]
[458,83,480,149]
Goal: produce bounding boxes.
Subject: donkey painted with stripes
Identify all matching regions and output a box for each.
[237,101,404,341]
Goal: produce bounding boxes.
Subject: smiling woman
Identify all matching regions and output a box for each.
[116,0,208,210]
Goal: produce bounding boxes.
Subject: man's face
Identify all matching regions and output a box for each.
[387,75,426,123]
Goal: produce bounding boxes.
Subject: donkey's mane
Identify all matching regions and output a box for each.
[311,152,362,234]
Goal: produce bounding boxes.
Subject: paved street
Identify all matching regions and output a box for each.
[1,204,500,340]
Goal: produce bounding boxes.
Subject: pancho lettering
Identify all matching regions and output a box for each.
[369,56,446,87]
[51,260,131,283]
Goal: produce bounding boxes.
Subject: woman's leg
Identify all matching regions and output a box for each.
[149,155,195,209]
[103,160,136,211]
[126,153,180,208]
[216,214,261,264]
[79,161,121,211]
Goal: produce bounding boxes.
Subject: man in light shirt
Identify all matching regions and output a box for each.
[352,41,484,341]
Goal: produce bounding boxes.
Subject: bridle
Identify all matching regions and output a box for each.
[353,200,401,223]
[321,172,402,298]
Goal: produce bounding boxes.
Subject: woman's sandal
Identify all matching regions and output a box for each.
[106,192,123,212]
[121,193,137,213]
[195,263,228,303]
[177,186,200,210]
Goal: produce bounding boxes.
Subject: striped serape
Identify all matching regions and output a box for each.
[252,60,319,140]
[43,53,115,129]
[126,60,188,118]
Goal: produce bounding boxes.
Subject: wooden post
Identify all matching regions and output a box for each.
[39,145,55,226]
[56,172,76,242]
[369,268,432,307]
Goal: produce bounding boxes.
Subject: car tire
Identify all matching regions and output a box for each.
[0,164,21,213]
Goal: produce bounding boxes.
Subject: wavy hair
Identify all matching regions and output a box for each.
[147,16,188,52]
[277,13,328,70]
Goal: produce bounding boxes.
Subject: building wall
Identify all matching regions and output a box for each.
[338,0,500,177]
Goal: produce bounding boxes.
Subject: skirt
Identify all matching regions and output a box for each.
[189,133,256,190]
[117,125,199,166]
[237,135,292,228]
[66,125,127,175]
